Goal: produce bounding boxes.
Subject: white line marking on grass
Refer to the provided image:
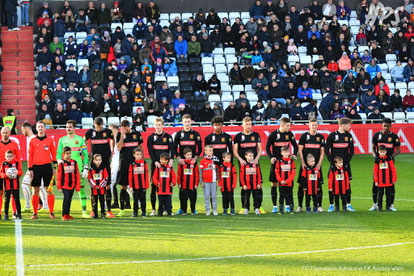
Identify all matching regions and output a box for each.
[15,220,25,276]
[24,241,414,268]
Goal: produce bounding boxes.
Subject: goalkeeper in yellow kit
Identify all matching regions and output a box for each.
[56,120,90,218]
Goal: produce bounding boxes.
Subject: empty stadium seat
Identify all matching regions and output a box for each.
[221,92,233,102]
[107,117,120,126]
[221,84,232,92]
[394,112,406,123]
[382,112,393,120]
[159,13,169,21]
[147,115,157,127]
[202,64,215,74]
[77,59,89,71]
[408,82,414,90]
[81,117,93,129]
[388,83,395,90]
[386,54,397,62]
[160,20,170,28]
[154,76,167,83]
[288,55,299,66]
[181,13,193,21]
[123,22,134,29]
[240,12,249,20]
[407,112,414,123]
[224,48,236,55]
[215,64,228,74]
[75,32,87,41]
[65,59,77,68]
[226,55,238,65]
[208,94,221,103]
[396,82,407,90]
[213,55,226,64]
[359,112,367,124]
[232,85,244,93]
[213,48,224,55]
[202,57,213,64]
[170,13,181,20]
[64,32,75,40]
[216,74,229,83]
[217,12,228,19]
[300,55,312,64]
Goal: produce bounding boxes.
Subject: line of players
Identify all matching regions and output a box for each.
[0,114,400,219]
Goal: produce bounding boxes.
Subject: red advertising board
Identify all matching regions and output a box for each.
[11,124,414,160]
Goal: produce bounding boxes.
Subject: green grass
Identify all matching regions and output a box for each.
[1,154,414,275]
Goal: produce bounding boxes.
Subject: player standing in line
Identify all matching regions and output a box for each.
[109,124,120,208]
[1,150,23,220]
[174,114,202,216]
[152,153,176,216]
[370,118,400,211]
[128,148,149,217]
[147,117,174,216]
[84,117,115,217]
[0,127,20,219]
[325,118,355,212]
[328,156,350,212]
[275,146,296,214]
[297,119,325,212]
[218,152,237,215]
[56,120,90,218]
[116,120,143,216]
[28,121,57,219]
[21,122,48,212]
[233,116,263,214]
[204,116,233,165]
[266,117,298,213]
[88,153,109,218]
[239,150,263,215]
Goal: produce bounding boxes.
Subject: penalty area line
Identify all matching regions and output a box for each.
[22,241,414,268]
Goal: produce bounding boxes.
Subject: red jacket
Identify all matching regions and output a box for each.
[0,161,23,190]
[275,157,296,186]
[218,162,237,192]
[88,166,109,195]
[373,156,397,187]
[57,159,81,191]
[403,95,414,108]
[328,167,349,195]
[153,165,176,195]
[328,62,338,72]
[240,162,262,190]
[177,160,199,190]
[199,157,217,183]
[374,84,390,96]
[128,159,149,190]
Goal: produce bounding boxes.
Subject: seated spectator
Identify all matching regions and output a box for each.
[330,102,344,121]
[66,64,80,87]
[361,50,372,64]
[97,93,116,118]
[174,35,188,59]
[338,52,351,74]
[230,63,242,85]
[199,102,215,123]
[359,78,374,95]
[347,108,362,123]
[391,61,405,83]
[290,100,306,121]
[362,90,378,113]
[403,58,414,82]
[264,99,282,123]
[224,101,238,124]
[37,103,54,128]
[78,65,91,87]
[258,84,270,102]
[344,72,358,99]
[111,1,122,22]
[237,100,252,121]
[240,62,256,84]
[334,76,345,96]
[390,90,404,112]
[377,89,390,112]
[356,28,367,46]
[80,95,96,117]
[117,93,133,117]
[252,72,268,91]
[171,91,186,109]
[251,101,265,122]
[163,105,176,123]
[235,92,251,109]
[132,19,146,39]
[151,42,167,63]
[374,80,390,96]
[207,74,221,96]
[297,81,313,101]
[367,108,385,123]
[38,88,55,111]
[303,100,318,119]
[371,41,385,63]
[187,35,201,57]
[213,102,224,117]
[53,103,69,126]
[250,0,264,20]
[68,103,83,124]
[320,70,334,95]
[163,57,177,77]
[144,94,161,116]
[145,1,160,22]
[38,66,52,87]
[366,60,381,79]
[269,81,286,107]
[192,74,207,100]
[398,44,410,63]
[36,46,54,69]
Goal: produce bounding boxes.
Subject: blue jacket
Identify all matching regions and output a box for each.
[65,70,79,85]
[171,98,186,109]
[174,40,188,56]
[163,60,177,75]
[319,93,334,113]
[121,38,133,56]
[249,4,264,17]
[38,71,51,85]
[132,23,146,39]
[157,88,172,102]
[297,87,313,99]
[54,19,66,37]
[366,64,381,79]
[362,92,378,108]
[403,65,414,80]
[64,41,78,56]
[68,109,83,124]
[251,54,263,65]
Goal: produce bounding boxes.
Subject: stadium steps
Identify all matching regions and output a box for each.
[1,26,36,125]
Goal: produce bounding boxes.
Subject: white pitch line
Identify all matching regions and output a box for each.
[15,220,25,276]
[24,241,414,268]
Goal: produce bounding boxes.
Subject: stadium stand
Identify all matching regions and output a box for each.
[24,0,414,128]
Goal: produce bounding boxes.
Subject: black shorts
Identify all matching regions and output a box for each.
[117,163,129,187]
[269,162,277,183]
[31,164,53,187]
[101,161,112,186]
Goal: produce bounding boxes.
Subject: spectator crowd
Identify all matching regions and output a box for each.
[32,0,414,128]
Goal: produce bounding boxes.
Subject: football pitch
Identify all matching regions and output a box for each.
[1,154,414,275]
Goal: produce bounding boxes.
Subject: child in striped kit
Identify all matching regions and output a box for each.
[128,148,149,217]
[88,154,109,219]
[218,152,237,215]
[153,153,176,216]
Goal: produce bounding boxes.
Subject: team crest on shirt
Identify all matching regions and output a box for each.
[388,137,393,142]
[396,138,399,142]
[133,135,137,140]
[286,135,289,140]
[44,146,49,151]
[345,137,348,142]
[103,132,107,138]
[163,138,167,142]
[153,135,157,141]
[167,168,171,171]
[316,137,320,141]
[75,140,79,144]
[190,134,194,139]
[221,137,226,142]
[181,132,184,138]
[252,136,255,141]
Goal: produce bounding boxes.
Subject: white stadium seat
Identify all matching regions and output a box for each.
[394,112,406,123]
[159,13,169,21]
[213,55,226,64]
[107,117,120,126]
[407,112,414,123]
[81,117,93,129]
[147,115,157,127]
[217,12,228,19]
[170,13,181,20]
[208,94,221,103]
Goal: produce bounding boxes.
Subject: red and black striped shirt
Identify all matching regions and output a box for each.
[302,167,322,195]
[177,160,199,190]
[57,159,81,191]
[328,167,349,195]
[88,166,109,195]
[218,162,237,192]
[275,157,296,186]
[373,156,397,187]
[128,159,149,190]
[0,161,23,190]
[153,165,176,195]
[240,163,262,190]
